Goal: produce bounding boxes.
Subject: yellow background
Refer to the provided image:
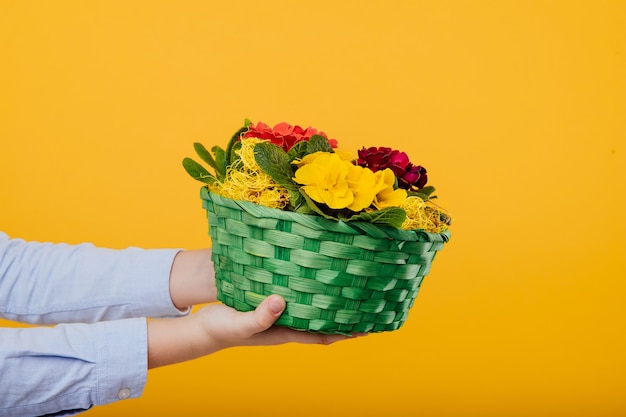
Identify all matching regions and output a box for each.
[1,1,624,416]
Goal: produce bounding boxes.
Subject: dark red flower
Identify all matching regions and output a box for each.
[356,146,428,190]
[243,121,338,151]
[403,164,428,189]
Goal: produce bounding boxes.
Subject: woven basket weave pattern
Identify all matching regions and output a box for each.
[201,188,449,334]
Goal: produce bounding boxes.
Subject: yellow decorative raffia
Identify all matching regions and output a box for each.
[210,137,450,232]
[210,138,290,209]
[401,196,450,233]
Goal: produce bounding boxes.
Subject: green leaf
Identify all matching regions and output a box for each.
[298,190,339,220]
[228,141,242,168]
[346,207,407,228]
[306,135,334,154]
[418,186,436,197]
[254,142,295,186]
[211,146,226,180]
[417,193,437,200]
[224,125,249,168]
[254,142,305,206]
[291,189,315,214]
[408,186,437,201]
[288,189,305,210]
[287,141,308,161]
[294,202,316,215]
[182,158,217,184]
[193,143,219,171]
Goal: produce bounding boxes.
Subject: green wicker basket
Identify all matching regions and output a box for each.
[201,187,450,334]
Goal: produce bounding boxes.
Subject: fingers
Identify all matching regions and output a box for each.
[233,294,286,338]
[248,326,364,346]
[237,295,369,346]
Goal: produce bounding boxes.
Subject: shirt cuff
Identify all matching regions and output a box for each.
[0,318,150,416]
[124,248,191,318]
[94,317,148,406]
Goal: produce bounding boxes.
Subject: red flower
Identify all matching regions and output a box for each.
[243,121,338,151]
[356,146,428,190]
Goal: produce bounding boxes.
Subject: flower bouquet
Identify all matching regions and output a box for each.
[184,120,451,334]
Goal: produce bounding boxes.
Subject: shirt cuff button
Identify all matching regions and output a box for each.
[117,388,131,400]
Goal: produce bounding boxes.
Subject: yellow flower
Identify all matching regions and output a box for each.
[294,152,354,209]
[295,153,406,212]
[373,168,407,209]
[334,149,356,161]
[345,163,378,211]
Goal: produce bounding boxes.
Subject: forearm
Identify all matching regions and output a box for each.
[148,249,220,369]
[168,249,216,310]
[0,232,186,324]
[147,315,207,369]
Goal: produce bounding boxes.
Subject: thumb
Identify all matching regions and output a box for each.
[237,294,286,337]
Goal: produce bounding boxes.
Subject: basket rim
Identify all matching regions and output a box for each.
[200,186,450,243]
